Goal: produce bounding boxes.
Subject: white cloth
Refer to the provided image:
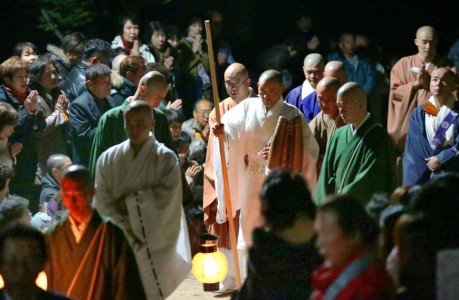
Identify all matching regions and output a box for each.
[213,97,319,250]
[94,136,191,299]
[301,79,315,100]
[425,96,457,150]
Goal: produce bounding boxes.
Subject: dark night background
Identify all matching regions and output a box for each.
[1,0,458,69]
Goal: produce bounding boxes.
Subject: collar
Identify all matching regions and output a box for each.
[351,113,371,135]
[263,96,284,117]
[301,80,315,99]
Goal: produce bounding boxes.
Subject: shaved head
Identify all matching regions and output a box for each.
[224,63,251,103]
[134,71,168,108]
[415,26,437,62]
[138,71,167,90]
[259,69,283,86]
[324,61,347,86]
[337,82,367,126]
[430,67,457,100]
[303,53,324,68]
[224,63,248,79]
[316,77,340,116]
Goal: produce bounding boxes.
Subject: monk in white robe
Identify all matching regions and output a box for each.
[387,26,438,181]
[94,101,191,299]
[213,71,319,272]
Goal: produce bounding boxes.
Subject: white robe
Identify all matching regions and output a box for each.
[213,97,319,250]
[94,136,191,299]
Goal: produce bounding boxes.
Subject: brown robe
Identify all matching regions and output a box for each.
[309,111,345,174]
[203,97,240,249]
[44,213,146,300]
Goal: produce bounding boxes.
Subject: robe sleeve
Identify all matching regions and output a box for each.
[314,131,339,205]
[89,116,111,177]
[301,113,319,193]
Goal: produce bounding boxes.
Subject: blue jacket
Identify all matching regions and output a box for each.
[327,52,376,95]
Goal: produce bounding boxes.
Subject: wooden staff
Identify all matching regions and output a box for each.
[204,20,242,289]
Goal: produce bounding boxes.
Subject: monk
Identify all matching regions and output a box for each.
[285,53,324,122]
[387,26,438,181]
[203,63,253,290]
[315,82,396,205]
[309,77,345,173]
[403,68,459,186]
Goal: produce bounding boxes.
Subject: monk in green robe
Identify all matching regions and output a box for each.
[314,82,396,205]
[89,71,173,176]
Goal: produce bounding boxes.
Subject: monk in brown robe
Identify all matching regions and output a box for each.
[309,77,345,173]
[44,165,146,299]
[387,26,438,181]
[323,60,348,86]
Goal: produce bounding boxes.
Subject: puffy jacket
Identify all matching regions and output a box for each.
[60,62,88,101]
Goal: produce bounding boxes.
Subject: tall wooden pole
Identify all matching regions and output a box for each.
[204,20,242,289]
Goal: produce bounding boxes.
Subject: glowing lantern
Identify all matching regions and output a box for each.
[192,234,228,291]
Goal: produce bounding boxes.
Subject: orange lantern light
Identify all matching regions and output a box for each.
[191,234,228,291]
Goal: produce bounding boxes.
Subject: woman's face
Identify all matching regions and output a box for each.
[122,19,139,43]
[0,125,15,140]
[38,62,59,92]
[151,30,166,50]
[188,21,202,38]
[314,211,359,267]
[21,46,38,66]
[5,69,28,94]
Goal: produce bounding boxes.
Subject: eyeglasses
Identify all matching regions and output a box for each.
[224,78,247,88]
[196,109,212,117]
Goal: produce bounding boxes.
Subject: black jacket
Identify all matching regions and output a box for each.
[0,85,46,198]
[233,228,323,300]
[60,62,88,101]
[69,90,117,166]
[110,75,136,107]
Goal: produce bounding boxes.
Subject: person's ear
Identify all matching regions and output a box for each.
[414,38,419,47]
[89,56,99,65]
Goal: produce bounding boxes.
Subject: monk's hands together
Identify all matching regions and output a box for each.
[425,156,442,172]
[414,66,430,90]
[212,124,225,137]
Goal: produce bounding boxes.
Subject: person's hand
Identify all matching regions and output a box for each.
[166,99,182,111]
[307,36,320,51]
[185,163,201,179]
[131,39,140,55]
[212,123,224,136]
[201,124,210,142]
[9,143,22,157]
[56,94,69,112]
[192,34,203,54]
[425,156,442,172]
[414,66,430,90]
[164,56,174,70]
[25,90,39,114]
[261,146,270,160]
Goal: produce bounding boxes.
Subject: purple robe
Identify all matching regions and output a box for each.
[403,102,459,186]
[285,85,321,123]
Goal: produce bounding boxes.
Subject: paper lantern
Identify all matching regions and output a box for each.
[192,234,228,291]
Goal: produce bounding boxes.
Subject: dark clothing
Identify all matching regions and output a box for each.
[69,91,116,166]
[233,228,322,300]
[110,76,136,107]
[60,62,88,101]
[45,213,147,299]
[0,85,46,203]
[40,173,60,204]
[0,289,70,300]
[44,45,73,83]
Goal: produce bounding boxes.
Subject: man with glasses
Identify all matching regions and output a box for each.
[182,98,214,144]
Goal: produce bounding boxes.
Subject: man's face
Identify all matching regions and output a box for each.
[314,212,357,267]
[339,34,356,56]
[38,62,59,92]
[337,93,361,124]
[87,75,111,100]
[52,158,73,183]
[143,86,168,108]
[61,178,94,223]
[258,80,284,109]
[317,87,338,116]
[169,121,182,141]
[304,65,324,88]
[4,69,28,94]
[0,238,44,287]
[224,72,250,102]
[430,69,456,98]
[193,101,213,127]
[296,16,312,33]
[415,31,437,61]
[125,110,154,145]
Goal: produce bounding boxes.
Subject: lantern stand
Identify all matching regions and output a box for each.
[192,233,228,291]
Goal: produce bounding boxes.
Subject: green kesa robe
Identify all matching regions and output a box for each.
[44,213,146,299]
[89,99,173,176]
[314,116,396,205]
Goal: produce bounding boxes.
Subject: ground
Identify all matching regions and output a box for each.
[168,273,232,299]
